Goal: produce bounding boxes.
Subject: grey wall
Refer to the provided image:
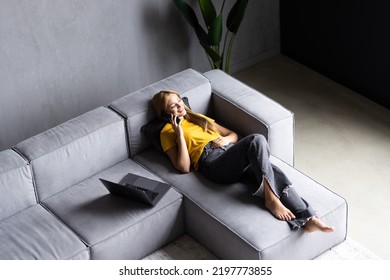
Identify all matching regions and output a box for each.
[0,0,280,151]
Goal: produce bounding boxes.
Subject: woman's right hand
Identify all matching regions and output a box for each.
[165,115,190,173]
[170,115,183,134]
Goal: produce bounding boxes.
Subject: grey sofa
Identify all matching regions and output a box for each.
[0,68,348,260]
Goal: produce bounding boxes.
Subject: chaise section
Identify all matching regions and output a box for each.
[135,149,347,259]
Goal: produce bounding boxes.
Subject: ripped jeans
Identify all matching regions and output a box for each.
[198,134,316,230]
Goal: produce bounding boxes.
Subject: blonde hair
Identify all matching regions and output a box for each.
[152,90,215,132]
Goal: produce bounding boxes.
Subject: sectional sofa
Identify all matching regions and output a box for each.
[0,68,348,260]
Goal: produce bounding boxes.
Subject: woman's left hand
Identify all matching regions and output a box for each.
[211,137,230,149]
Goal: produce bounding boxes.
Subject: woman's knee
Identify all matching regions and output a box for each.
[249,133,267,146]
[245,134,269,156]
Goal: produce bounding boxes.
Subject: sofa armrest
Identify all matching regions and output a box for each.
[203,69,294,166]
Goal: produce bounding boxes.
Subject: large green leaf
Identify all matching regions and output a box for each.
[207,14,223,46]
[172,0,199,29]
[194,26,221,66]
[199,0,217,28]
[203,45,222,68]
[226,0,249,34]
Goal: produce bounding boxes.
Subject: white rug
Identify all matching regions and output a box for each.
[143,234,381,260]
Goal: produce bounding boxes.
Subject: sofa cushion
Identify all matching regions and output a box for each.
[14,106,128,200]
[135,149,348,259]
[0,205,88,260]
[109,68,212,157]
[42,159,185,259]
[0,149,36,220]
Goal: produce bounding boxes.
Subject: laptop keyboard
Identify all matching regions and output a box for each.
[133,186,158,201]
[143,189,158,201]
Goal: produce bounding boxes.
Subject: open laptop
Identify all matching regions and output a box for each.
[99,173,170,207]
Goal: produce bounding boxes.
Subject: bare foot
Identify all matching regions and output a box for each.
[262,179,295,221]
[304,216,335,233]
[265,199,296,221]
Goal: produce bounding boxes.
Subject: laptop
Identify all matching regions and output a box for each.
[99,173,171,207]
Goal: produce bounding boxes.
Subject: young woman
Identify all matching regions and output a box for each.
[152,90,334,233]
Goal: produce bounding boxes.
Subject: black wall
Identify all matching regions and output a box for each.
[280,1,390,109]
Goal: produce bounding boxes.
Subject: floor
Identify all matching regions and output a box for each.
[144,234,381,260]
[234,55,390,259]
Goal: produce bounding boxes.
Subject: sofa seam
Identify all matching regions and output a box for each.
[39,202,91,259]
[0,203,37,224]
[66,247,91,260]
[28,162,40,203]
[107,104,151,158]
[107,105,132,158]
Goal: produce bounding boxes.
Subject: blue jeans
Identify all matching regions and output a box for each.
[198,134,316,230]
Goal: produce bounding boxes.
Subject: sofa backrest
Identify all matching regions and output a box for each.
[204,69,295,166]
[109,68,212,157]
[13,106,128,201]
[0,149,36,220]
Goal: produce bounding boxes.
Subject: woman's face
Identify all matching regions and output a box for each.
[166,93,187,117]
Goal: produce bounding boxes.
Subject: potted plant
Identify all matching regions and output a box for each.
[173,0,249,73]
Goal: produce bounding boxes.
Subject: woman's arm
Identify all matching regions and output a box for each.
[211,122,239,148]
[165,117,191,173]
[164,119,237,172]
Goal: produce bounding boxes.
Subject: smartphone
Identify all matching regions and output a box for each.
[162,112,181,124]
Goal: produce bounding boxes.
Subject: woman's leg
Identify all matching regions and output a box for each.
[200,134,290,194]
[260,180,334,231]
[199,134,334,231]
[199,134,295,219]
[263,179,296,221]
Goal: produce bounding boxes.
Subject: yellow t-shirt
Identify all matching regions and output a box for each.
[160,115,221,170]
